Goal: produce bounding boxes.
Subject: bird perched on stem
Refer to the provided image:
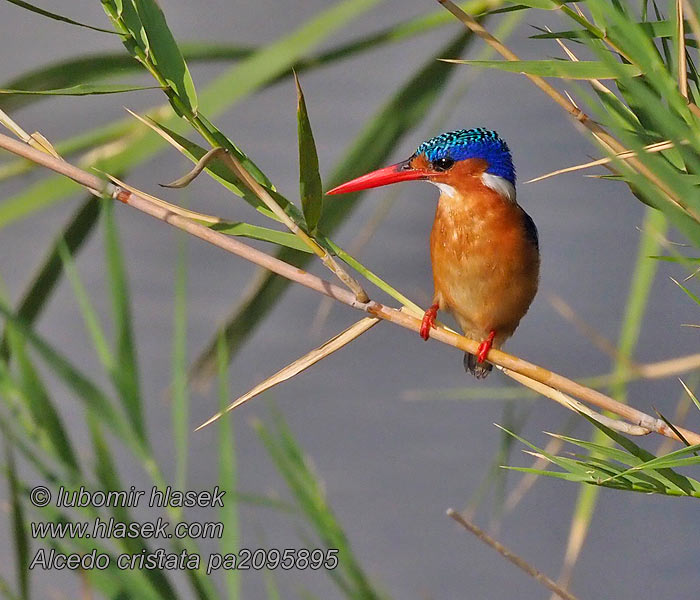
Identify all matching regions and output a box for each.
[327,128,539,378]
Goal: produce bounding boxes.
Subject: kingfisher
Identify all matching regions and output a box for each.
[327,128,539,378]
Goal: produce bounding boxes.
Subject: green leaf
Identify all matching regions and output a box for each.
[211,222,313,253]
[1,0,493,114]
[0,44,248,112]
[0,300,128,440]
[4,442,29,600]
[505,0,558,8]
[295,73,323,233]
[6,325,80,472]
[216,334,239,599]
[544,433,643,467]
[102,200,145,443]
[0,197,100,358]
[255,409,386,599]
[670,277,700,306]
[132,0,198,113]
[648,255,700,262]
[679,379,700,413]
[531,20,696,46]
[85,412,180,599]
[0,175,82,231]
[444,59,641,79]
[57,237,117,390]
[0,83,161,95]
[6,0,119,34]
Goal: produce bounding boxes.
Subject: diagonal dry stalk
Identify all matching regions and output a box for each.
[1,131,699,444]
[527,140,682,183]
[195,317,380,430]
[446,509,580,600]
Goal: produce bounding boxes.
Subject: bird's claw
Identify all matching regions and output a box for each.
[476,330,496,363]
[420,304,439,341]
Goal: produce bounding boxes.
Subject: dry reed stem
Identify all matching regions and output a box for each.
[0,107,60,158]
[1,131,699,445]
[446,509,580,600]
[435,0,700,224]
[195,316,380,430]
[677,0,688,99]
[682,1,700,119]
[403,351,700,402]
[499,368,649,435]
[527,139,680,183]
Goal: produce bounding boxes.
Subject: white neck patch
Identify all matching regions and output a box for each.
[430,176,516,203]
[430,181,458,199]
[481,172,516,202]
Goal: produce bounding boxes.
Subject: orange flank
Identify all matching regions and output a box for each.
[428,157,539,351]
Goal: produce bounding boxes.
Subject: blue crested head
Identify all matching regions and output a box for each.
[414,128,515,185]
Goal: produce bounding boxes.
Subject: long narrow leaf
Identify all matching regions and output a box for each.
[0,83,160,96]
[0,301,128,440]
[4,442,29,600]
[295,73,323,233]
[131,0,198,113]
[0,197,100,357]
[444,58,641,79]
[102,200,145,442]
[6,0,118,34]
[5,326,79,472]
[216,334,239,598]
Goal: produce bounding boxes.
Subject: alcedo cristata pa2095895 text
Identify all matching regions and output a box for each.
[327,128,540,378]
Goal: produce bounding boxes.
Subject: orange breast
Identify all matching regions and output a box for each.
[429,183,539,348]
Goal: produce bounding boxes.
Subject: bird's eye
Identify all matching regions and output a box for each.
[432,157,454,171]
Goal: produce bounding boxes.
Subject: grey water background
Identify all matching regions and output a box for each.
[1,0,699,598]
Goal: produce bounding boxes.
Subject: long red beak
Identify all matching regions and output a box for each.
[326,159,428,195]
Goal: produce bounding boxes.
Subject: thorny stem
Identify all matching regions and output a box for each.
[0,131,699,445]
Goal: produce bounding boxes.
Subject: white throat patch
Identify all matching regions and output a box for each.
[481,173,516,202]
[430,181,458,199]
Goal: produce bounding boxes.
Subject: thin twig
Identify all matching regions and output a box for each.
[446,509,580,600]
[1,131,698,445]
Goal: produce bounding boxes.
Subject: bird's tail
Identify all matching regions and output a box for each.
[464,352,493,379]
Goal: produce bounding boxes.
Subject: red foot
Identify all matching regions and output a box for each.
[420,303,439,341]
[476,330,496,363]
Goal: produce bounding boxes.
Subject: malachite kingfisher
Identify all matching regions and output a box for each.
[327,128,540,378]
